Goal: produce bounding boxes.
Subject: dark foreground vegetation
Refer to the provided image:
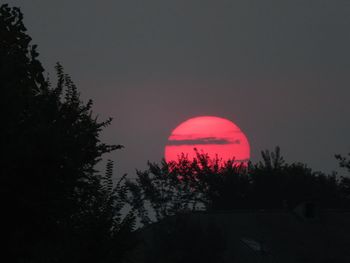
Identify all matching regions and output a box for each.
[127,148,350,224]
[1,5,135,262]
[1,4,349,263]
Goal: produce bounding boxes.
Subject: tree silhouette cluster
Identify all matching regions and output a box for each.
[128,148,350,224]
[1,4,135,263]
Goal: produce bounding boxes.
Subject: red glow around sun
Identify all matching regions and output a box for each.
[165,116,250,165]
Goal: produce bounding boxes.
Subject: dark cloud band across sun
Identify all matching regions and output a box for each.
[167,137,241,146]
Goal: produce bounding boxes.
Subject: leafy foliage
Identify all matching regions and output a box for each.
[128,147,349,225]
[250,147,341,209]
[126,150,243,223]
[336,153,350,172]
[1,4,135,262]
[336,153,350,201]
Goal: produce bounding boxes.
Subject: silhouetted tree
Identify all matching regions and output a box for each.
[127,150,250,223]
[126,154,206,224]
[128,147,348,226]
[336,153,350,203]
[1,4,135,262]
[250,147,341,209]
[336,153,350,172]
[69,160,137,263]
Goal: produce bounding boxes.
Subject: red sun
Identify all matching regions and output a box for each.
[165,116,250,165]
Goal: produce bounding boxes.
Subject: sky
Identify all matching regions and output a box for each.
[8,0,350,176]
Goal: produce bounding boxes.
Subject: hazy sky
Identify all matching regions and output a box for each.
[9,0,350,175]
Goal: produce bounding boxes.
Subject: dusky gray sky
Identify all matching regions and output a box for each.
[9,0,350,175]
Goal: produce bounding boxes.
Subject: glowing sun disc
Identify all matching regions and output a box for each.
[164,116,250,165]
